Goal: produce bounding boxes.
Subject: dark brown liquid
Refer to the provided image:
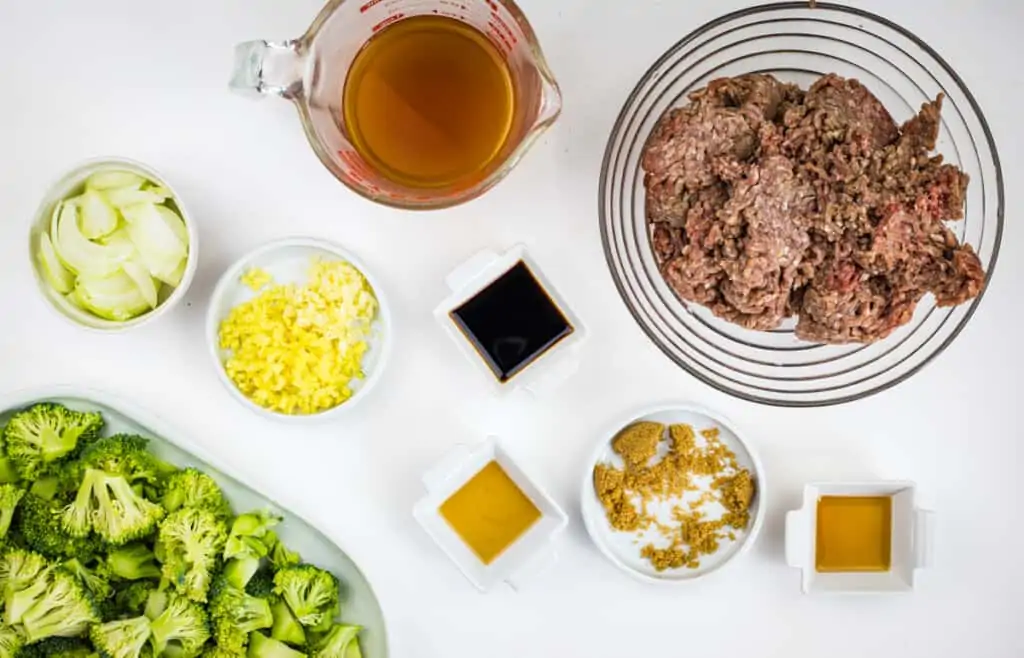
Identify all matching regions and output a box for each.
[451,261,573,383]
[342,15,514,189]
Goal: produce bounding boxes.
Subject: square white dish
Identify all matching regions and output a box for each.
[580,403,765,584]
[433,245,586,397]
[0,385,389,655]
[785,481,934,594]
[413,437,568,592]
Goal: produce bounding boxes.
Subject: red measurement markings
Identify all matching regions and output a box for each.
[487,21,512,55]
[338,150,373,183]
[489,11,518,47]
[359,0,383,13]
[372,12,405,32]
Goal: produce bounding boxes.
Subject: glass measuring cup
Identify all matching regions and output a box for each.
[230,0,562,211]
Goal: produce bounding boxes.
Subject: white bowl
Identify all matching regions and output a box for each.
[27,157,199,331]
[785,481,934,594]
[205,237,392,423]
[580,402,766,585]
[413,436,568,592]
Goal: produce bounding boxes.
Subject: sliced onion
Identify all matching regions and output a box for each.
[103,186,169,208]
[162,259,187,288]
[53,201,133,277]
[74,270,151,321]
[38,170,190,322]
[100,228,135,251]
[122,260,159,309]
[78,189,119,239]
[155,206,189,245]
[86,171,145,191]
[121,202,187,281]
[37,232,74,294]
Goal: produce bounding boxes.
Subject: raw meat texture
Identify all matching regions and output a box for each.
[643,73,984,344]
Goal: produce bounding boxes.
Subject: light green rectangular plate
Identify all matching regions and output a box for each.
[0,386,389,658]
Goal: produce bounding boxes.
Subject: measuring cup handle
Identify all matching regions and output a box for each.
[230,40,305,100]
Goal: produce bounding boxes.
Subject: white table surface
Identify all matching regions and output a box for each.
[1,1,1021,656]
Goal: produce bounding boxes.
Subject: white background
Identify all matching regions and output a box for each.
[1,0,1021,656]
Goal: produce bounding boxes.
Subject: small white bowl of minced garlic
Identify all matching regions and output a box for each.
[205,237,391,422]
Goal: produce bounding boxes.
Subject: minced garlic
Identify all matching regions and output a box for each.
[218,259,378,415]
[240,267,273,292]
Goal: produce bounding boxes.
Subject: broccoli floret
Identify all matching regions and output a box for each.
[247,632,305,658]
[13,568,100,642]
[0,457,19,486]
[16,494,101,562]
[106,544,160,582]
[242,570,273,601]
[62,468,164,545]
[0,623,23,658]
[90,616,152,658]
[77,436,167,487]
[271,567,338,631]
[62,558,112,601]
[219,513,290,593]
[222,559,259,592]
[201,645,245,658]
[208,585,273,654]
[149,593,209,658]
[27,479,59,502]
[143,588,170,622]
[263,534,299,570]
[269,599,304,647]
[309,625,360,658]
[0,484,25,539]
[2,404,103,480]
[0,548,50,622]
[16,636,94,658]
[0,423,20,486]
[162,470,231,519]
[156,509,226,603]
[223,513,279,563]
[112,581,157,618]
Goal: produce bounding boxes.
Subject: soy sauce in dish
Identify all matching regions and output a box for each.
[451,261,573,383]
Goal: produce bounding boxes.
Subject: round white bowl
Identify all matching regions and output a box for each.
[580,402,766,585]
[27,157,199,331]
[205,237,392,423]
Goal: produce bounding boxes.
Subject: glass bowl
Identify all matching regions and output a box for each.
[599,1,1003,407]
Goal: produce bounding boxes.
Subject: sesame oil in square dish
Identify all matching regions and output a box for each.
[815,495,893,573]
[440,460,542,565]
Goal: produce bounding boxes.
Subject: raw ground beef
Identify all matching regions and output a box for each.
[643,73,985,344]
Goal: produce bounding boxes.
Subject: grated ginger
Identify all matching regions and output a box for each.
[218,259,378,415]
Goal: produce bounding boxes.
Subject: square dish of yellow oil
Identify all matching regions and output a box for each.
[815,495,892,572]
[440,460,542,565]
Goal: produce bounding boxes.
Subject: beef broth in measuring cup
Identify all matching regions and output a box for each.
[231,0,562,210]
[343,16,515,190]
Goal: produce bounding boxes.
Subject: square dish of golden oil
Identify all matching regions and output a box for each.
[439,461,542,565]
[342,15,514,190]
[815,495,893,572]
